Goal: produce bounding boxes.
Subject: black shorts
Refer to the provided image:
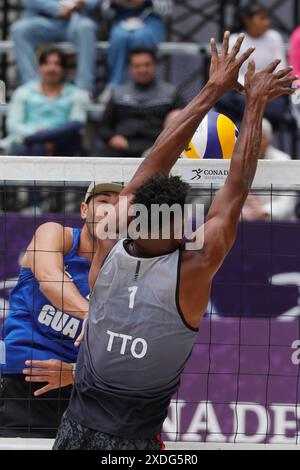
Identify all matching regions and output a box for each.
[53,414,165,451]
[0,374,72,438]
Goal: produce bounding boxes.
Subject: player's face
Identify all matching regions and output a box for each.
[39,54,64,86]
[131,220,185,257]
[245,11,270,37]
[130,54,156,85]
[81,192,119,239]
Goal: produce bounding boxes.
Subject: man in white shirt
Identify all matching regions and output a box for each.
[229,6,286,85]
[216,4,289,128]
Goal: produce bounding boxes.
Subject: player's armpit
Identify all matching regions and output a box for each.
[22,222,73,277]
[190,215,238,280]
[177,220,230,329]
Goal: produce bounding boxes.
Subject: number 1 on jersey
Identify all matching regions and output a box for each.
[128,286,138,309]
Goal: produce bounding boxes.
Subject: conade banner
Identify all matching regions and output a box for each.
[1,215,300,443]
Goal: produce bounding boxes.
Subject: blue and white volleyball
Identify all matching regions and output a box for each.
[181,111,239,159]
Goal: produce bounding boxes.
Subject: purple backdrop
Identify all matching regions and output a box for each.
[1,215,300,443]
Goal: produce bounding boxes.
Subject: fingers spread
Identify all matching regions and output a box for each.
[279,87,296,95]
[246,59,256,76]
[210,38,218,58]
[265,59,281,73]
[275,66,294,79]
[34,385,52,397]
[23,368,52,376]
[270,88,296,101]
[221,30,230,56]
[25,360,52,369]
[230,33,245,58]
[25,375,50,382]
[237,47,255,66]
[235,82,245,94]
[278,75,299,86]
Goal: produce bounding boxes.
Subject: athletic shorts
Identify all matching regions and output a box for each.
[53,414,165,450]
[0,374,72,438]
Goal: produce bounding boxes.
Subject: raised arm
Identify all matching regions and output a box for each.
[22,222,89,320]
[120,32,255,197]
[90,33,256,286]
[196,60,297,278]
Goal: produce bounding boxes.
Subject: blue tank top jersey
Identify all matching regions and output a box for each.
[1,228,91,374]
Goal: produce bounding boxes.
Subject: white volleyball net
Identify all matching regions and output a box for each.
[1,157,300,450]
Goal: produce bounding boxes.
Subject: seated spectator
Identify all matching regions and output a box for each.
[6,48,89,157]
[99,0,172,102]
[242,119,296,221]
[94,48,184,158]
[289,24,300,89]
[11,0,98,93]
[216,3,289,128]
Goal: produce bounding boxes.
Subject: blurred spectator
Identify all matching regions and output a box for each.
[11,0,98,93]
[6,48,89,157]
[289,26,300,128]
[289,25,300,89]
[99,0,172,102]
[94,48,184,158]
[216,4,288,128]
[242,119,296,221]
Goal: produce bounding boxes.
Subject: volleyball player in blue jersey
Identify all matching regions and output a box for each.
[0,182,122,438]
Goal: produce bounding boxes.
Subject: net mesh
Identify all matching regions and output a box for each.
[1,157,300,449]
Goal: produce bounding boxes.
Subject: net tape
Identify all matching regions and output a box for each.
[0,157,299,190]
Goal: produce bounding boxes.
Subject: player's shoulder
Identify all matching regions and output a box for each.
[33,222,74,250]
[34,221,65,233]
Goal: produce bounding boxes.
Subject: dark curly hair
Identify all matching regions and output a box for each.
[231,2,269,33]
[132,174,190,234]
[38,47,67,69]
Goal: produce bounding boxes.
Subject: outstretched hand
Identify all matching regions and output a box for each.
[244,60,298,102]
[23,359,74,396]
[209,31,255,94]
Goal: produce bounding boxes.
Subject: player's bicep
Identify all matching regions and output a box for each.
[23,223,67,281]
[201,216,239,278]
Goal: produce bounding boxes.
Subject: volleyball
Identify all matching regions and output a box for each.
[181,111,239,159]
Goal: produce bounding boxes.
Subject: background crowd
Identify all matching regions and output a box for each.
[0,0,300,219]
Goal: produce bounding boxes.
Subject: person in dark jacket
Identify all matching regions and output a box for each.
[102,0,172,88]
[95,48,184,158]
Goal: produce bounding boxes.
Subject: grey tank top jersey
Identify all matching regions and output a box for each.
[67,239,198,439]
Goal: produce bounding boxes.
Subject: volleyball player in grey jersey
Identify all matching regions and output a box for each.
[53,32,297,450]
